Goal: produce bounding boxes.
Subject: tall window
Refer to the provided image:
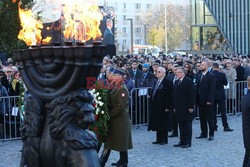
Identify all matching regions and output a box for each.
[136,27,142,33]
[123,40,127,45]
[123,3,126,9]
[123,27,127,33]
[135,3,141,9]
[146,4,152,9]
[135,40,142,45]
[123,15,127,21]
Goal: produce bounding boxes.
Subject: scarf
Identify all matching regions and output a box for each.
[11,79,19,91]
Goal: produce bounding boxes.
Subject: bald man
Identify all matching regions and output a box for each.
[241,76,250,167]
[148,67,173,145]
[196,61,216,141]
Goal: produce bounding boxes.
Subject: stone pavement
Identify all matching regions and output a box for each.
[0,115,245,167]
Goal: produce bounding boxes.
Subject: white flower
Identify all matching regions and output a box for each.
[95,111,99,115]
[98,97,101,100]
[92,89,96,93]
[96,108,100,112]
[96,92,100,96]
[101,111,104,114]
[98,101,104,106]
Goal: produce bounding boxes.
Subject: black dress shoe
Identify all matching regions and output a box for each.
[208,136,214,141]
[173,142,183,147]
[224,127,233,132]
[196,135,207,139]
[117,163,127,167]
[181,144,191,148]
[111,160,121,166]
[152,141,160,144]
[159,141,168,145]
[169,134,178,137]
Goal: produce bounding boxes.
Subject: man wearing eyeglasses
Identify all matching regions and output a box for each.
[1,67,12,93]
[148,67,173,145]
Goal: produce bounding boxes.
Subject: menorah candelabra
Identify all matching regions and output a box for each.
[14,42,113,167]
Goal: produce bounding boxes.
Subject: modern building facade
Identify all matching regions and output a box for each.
[191,0,250,55]
[204,0,250,56]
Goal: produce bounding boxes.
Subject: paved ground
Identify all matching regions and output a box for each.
[0,115,245,167]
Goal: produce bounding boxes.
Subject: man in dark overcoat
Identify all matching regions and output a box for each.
[148,67,173,145]
[173,67,195,148]
[100,68,133,167]
[196,61,216,141]
[241,76,250,167]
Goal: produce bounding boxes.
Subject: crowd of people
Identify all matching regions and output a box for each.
[0,52,250,166]
[97,53,250,166]
[0,58,23,138]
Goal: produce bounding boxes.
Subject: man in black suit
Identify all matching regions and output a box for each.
[212,63,233,132]
[196,61,216,141]
[103,19,114,45]
[234,59,246,81]
[128,60,143,88]
[173,67,195,148]
[241,76,250,167]
[148,67,173,145]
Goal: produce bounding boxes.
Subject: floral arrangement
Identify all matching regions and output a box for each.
[88,85,110,143]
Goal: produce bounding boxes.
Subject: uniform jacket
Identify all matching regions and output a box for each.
[105,83,133,151]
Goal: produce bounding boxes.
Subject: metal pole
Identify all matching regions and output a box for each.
[165,0,168,53]
[127,18,133,54]
[144,25,147,45]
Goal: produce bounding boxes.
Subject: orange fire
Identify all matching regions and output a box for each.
[62,0,103,42]
[17,2,51,46]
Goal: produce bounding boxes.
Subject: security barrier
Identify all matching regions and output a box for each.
[0,81,247,139]
[0,96,22,141]
[129,87,152,126]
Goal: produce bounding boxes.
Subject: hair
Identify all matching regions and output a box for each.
[106,19,113,24]
[176,67,187,75]
[212,62,219,69]
[13,71,20,79]
[158,67,166,74]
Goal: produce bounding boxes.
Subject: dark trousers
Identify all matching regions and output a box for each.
[243,149,250,167]
[199,104,215,137]
[213,99,229,128]
[169,111,178,135]
[179,120,192,145]
[100,149,128,166]
[156,130,168,143]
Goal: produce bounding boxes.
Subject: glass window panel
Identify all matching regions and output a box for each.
[191,0,196,25]
[205,15,216,24]
[196,0,204,24]
[192,27,200,50]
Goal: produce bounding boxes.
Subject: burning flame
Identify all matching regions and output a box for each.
[62,0,103,42]
[17,2,51,46]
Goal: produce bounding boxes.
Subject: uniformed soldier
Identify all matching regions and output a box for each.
[100,68,133,167]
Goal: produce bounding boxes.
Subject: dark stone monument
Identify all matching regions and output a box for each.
[14,42,113,167]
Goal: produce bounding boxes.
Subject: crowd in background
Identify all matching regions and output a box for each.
[0,58,23,138]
